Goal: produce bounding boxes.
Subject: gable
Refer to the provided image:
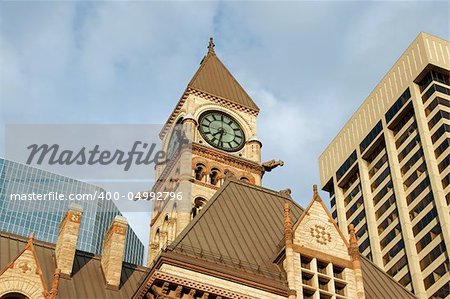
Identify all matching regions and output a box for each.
[292,189,351,262]
[0,235,47,299]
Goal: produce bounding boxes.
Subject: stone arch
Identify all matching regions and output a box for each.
[191,197,208,219]
[193,163,207,181]
[209,168,221,185]
[0,277,43,299]
[1,292,29,299]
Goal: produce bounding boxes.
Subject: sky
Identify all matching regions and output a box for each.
[1,1,448,263]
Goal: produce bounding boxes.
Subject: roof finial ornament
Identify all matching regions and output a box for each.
[28,232,35,244]
[207,37,215,54]
[312,184,321,202]
[284,203,293,245]
[348,224,360,260]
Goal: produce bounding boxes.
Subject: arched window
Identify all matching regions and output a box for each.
[195,164,206,181]
[240,176,250,183]
[191,197,207,219]
[210,168,220,185]
[1,293,29,299]
[154,228,160,244]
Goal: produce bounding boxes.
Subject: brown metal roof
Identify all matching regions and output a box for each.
[188,51,259,111]
[169,179,303,279]
[0,232,148,299]
[168,179,417,298]
[361,256,416,299]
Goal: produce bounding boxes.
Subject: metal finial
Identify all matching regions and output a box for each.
[28,232,35,245]
[208,37,215,54]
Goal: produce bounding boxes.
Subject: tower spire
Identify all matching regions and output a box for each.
[207,37,215,55]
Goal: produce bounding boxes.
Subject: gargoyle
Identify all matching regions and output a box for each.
[262,159,285,172]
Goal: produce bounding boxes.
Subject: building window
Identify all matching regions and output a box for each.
[210,168,220,185]
[378,209,398,234]
[422,84,450,103]
[336,151,357,182]
[431,124,450,143]
[371,167,391,192]
[409,192,434,221]
[412,207,438,236]
[398,135,421,163]
[434,139,450,159]
[380,224,401,249]
[406,177,430,205]
[418,70,450,92]
[395,122,417,148]
[423,261,449,290]
[383,239,404,265]
[194,164,206,181]
[416,223,441,253]
[301,256,312,270]
[425,97,450,116]
[420,241,447,271]
[191,197,207,219]
[240,176,250,182]
[385,88,411,124]
[376,194,396,219]
[1,293,29,299]
[360,121,383,154]
[386,255,408,277]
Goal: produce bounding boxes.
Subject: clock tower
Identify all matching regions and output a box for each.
[147,38,281,264]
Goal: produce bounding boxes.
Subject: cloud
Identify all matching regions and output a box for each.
[1,1,448,263]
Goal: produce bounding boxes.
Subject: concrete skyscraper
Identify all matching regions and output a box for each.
[319,33,449,299]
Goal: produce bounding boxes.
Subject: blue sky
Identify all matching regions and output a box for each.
[1,1,448,261]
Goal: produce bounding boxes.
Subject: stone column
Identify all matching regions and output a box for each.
[101,215,128,290]
[283,203,297,299]
[349,224,365,299]
[384,121,427,299]
[55,204,83,278]
[358,158,383,266]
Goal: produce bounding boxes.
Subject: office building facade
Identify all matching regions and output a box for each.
[0,157,144,265]
[319,33,449,299]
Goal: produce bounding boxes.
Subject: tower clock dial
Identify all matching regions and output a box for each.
[198,111,245,152]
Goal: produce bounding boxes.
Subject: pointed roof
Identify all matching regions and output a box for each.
[168,179,303,279]
[292,185,350,250]
[0,233,50,297]
[187,37,259,111]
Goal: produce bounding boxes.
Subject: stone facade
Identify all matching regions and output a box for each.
[54,204,83,277]
[285,187,365,299]
[101,215,128,289]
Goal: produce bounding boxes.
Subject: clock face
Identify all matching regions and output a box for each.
[306,219,336,250]
[198,111,245,152]
[167,121,183,159]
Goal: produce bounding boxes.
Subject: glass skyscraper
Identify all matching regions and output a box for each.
[0,157,144,265]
